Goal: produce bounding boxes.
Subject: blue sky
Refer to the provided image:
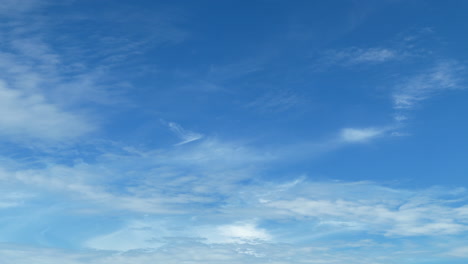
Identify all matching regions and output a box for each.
[0,0,468,263]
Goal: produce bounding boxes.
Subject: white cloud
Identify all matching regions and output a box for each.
[202,221,272,244]
[340,127,384,142]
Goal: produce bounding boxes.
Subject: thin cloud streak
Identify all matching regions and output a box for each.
[168,122,204,145]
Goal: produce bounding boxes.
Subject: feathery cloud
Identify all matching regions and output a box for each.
[393,61,465,109]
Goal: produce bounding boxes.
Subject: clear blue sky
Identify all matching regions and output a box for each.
[1,0,468,263]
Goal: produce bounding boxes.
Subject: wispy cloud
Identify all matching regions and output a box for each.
[0,135,467,263]
[320,47,399,68]
[246,89,303,113]
[340,127,386,143]
[0,0,42,16]
[251,181,468,237]
[5,144,468,240]
[86,220,272,251]
[393,61,465,109]
[0,243,397,264]
[0,138,273,213]
[200,221,272,244]
[0,191,33,209]
[0,82,95,142]
[0,2,466,263]
[448,246,468,258]
[168,122,204,145]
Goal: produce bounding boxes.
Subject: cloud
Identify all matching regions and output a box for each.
[340,127,385,142]
[393,61,465,109]
[168,122,204,145]
[201,221,272,244]
[352,48,397,63]
[0,0,190,145]
[255,181,468,237]
[85,219,271,252]
[0,0,42,16]
[320,47,398,67]
[266,198,468,236]
[1,235,465,264]
[246,89,303,113]
[0,137,468,262]
[0,138,273,214]
[0,243,384,264]
[447,246,468,258]
[84,220,167,251]
[2,136,466,244]
[0,82,95,142]
[0,191,33,209]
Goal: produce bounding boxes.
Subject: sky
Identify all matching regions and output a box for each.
[0,0,468,263]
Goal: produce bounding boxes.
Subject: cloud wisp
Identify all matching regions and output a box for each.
[393,61,466,110]
[339,127,386,143]
[168,122,204,145]
[0,82,95,142]
[318,47,399,68]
